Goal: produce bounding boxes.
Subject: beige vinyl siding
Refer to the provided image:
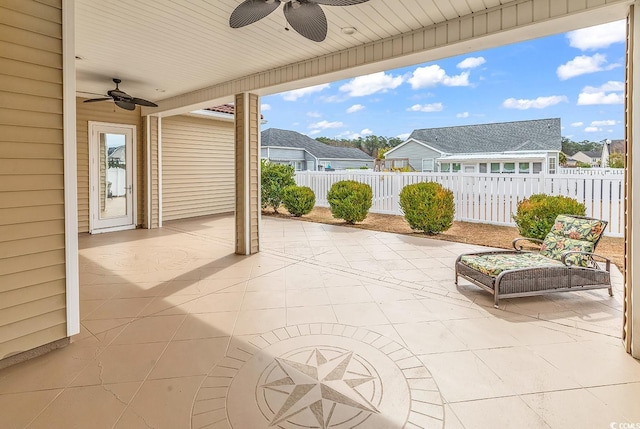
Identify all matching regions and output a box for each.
[147,116,159,228]
[162,116,234,221]
[387,141,441,172]
[0,0,67,360]
[234,93,260,255]
[76,98,145,232]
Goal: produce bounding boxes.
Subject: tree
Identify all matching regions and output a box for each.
[608,152,624,168]
[559,152,567,166]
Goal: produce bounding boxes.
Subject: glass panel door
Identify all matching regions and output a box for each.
[89,122,136,233]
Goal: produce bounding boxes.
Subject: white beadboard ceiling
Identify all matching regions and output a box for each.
[75,0,629,112]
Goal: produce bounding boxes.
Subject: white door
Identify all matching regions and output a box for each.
[89,122,136,233]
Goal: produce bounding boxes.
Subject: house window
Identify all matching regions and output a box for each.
[548,157,557,174]
[518,162,530,173]
[422,158,434,172]
[491,162,500,173]
[452,163,461,172]
[440,163,451,172]
[479,163,487,173]
[503,162,515,173]
[533,162,542,173]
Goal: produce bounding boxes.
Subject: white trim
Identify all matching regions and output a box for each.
[62,0,79,337]
[243,94,251,255]
[187,109,234,122]
[88,122,137,232]
[385,138,446,157]
[256,95,261,253]
[317,158,374,162]
[630,2,639,358]
[146,116,151,228]
[158,116,163,228]
[87,224,136,234]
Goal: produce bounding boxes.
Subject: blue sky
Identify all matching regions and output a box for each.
[260,20,626,143]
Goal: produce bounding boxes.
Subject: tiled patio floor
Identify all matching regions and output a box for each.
[1,215,638,428]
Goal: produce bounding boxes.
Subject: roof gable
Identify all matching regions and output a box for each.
[385,138,445,157]
[408,118,562,154]
[261,129,373,160]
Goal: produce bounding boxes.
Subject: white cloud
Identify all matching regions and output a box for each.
[346,104,365,114]
[408,65,470,89]
[577,81,624,105]
[261,103,271,111]
[591,120,617,126]
[396,133,411,140]
[281,83,330,101]
[457,57,486,69]
[571,122,584,127]
[407,103,444,112]
[308,130,321,135]
[567,20,626,51]
[309,120,344,130]
[502,95,568,110]
[335,128,373,139]
[339,72,404,97]
[307,111,322,118]
[585,126,600,132]
[557,54,619,80]
[457,112,470,118]
[361,128,373,135]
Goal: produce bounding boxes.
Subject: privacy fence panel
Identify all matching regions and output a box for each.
[295,171,624,237]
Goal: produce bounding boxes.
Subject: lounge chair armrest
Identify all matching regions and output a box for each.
[561,251,611,271]
[512,237,543,251]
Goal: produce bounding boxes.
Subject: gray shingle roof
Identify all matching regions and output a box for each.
[584,150,602,158]
[408,118,562,154]
[261,128,373,160]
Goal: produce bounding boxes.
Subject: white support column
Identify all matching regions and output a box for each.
[158,117,163,228]
[146,115,152,228]
[62,0,79,337]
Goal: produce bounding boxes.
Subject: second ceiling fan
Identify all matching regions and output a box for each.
[229,0,370,42]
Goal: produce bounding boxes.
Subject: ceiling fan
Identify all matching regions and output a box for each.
[229,0,370,42]
[83,78,158,111]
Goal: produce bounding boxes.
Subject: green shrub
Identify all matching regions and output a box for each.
[261,160,295,212]
[399,182,454,234]
[327,180,372,224]
[513,194,586,239]
[281,185,315,217]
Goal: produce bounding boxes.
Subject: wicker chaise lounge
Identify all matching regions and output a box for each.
[455,214,613,308]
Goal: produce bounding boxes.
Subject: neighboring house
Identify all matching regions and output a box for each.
[261,128,374,171]
[603,139,625,167]
[573,150,603,167]
[385,118,562,174]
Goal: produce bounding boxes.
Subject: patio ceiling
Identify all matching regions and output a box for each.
[75,0,631,115]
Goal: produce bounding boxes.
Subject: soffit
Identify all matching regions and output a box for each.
[75,0,630,112]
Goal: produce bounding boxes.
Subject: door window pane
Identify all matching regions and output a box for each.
[101,132,128,219]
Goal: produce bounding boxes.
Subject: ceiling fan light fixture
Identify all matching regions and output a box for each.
[291,0,301,9]
[341,26,357,35]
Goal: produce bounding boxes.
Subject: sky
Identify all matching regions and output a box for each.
[260,20,626,143]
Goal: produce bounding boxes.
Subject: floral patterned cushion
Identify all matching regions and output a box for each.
[539,215,606,267]
[460,252,563,278]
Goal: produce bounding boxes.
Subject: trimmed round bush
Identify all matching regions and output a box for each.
[261,160,295,212]
[513,194,586,240]
[327,180,372,224]
[399,182,454,234]
[281,185,315,217]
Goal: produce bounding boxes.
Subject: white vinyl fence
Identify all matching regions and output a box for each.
[295,171,624,237]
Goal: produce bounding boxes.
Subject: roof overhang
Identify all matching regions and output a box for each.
[439,152,551,162]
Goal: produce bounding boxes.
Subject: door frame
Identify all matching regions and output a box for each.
[88,121,137,234]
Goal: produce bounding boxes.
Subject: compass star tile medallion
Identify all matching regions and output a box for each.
[192,324,444,429]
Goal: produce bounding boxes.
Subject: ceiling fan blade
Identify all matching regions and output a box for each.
[230,0,281,28]
[312,0,370,5]
[132,97,158,107]
[284,1,327,42]
[115,100,136,111]
[84,97,112,103]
